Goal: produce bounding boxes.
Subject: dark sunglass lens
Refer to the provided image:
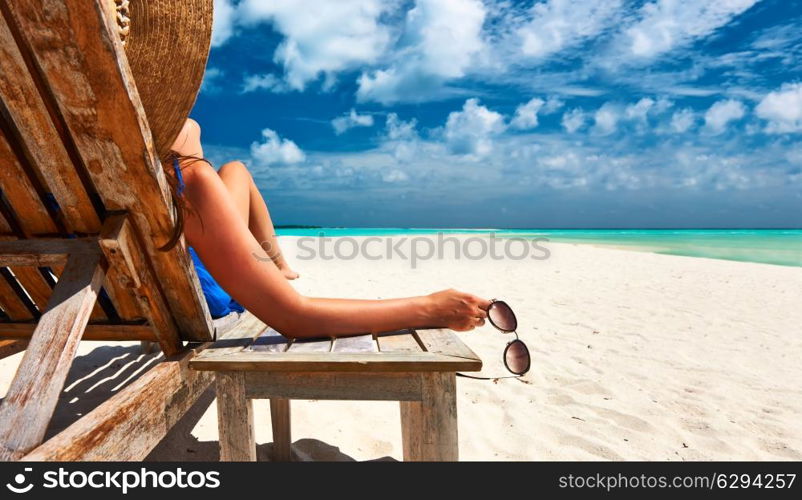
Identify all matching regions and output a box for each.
[504,340,530,375]
[488,301,517,332]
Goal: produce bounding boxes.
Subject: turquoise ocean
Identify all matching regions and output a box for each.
[275,228,802,268]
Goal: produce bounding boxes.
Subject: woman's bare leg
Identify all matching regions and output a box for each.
[217,161,299,280]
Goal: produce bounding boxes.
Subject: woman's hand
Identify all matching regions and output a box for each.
[424,289,491,331]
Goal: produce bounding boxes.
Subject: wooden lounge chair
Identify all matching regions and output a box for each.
[0,0,217,461]
[0,0,483,462]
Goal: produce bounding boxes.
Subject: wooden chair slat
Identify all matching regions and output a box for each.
[287,337,333,352]
[0,10,101,234]
[0,322,156,341]
[10,266,51,312]
[414,329,481,361]
[376,330,423,352]
[0,338,26,361]
[250,327,291,352]
[331,334,378,353]
[0,129,59,236]
[2,0,213,341]
[0,211,12,235]
[0,268,35,320]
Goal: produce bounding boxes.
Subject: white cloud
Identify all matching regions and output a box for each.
[201,67,224,94]
[625,97,655,122]
[237,0,392,90]
[240,74,288,94]
[542,96,565,114]
[383,113,421,162]
[510,98,545,129]
[382,169,409,183]
[670,108,696,133]
[518,0,623,59]
[561,108,587,133]
[357,0,486,104]
[756,83,802,133]
[592,103,620,135]
[211,0,237,47]
[250,128,306,166]
[443,98,505,157]
[704,99,746,134]
[620,0,759,59]
[332,109,375,135]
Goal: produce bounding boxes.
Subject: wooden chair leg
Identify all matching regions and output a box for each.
[400,372,458,461]
[215,372,255,461]
[0,250,105,461]
[270,398,292,461]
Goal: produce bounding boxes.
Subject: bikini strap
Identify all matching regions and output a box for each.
[172,157,185,196]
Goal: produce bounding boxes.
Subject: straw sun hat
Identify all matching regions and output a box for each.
[110,0,213,157]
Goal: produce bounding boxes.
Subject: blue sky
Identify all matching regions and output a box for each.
[192,0,802,228]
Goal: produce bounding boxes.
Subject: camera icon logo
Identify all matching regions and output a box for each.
[5,467,33,494]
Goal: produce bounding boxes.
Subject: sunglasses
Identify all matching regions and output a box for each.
[458,299,531,380]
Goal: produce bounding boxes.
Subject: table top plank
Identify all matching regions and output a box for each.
[191,351,481,372]
[191,314,482,373]
[250,327,291,353]
[376,330,423,352]
[200,313,267,358]
[332,334,378,353]
[287,337,333,352]
[414,329,481,362]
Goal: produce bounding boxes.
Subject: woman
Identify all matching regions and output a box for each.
[168,118,489,338]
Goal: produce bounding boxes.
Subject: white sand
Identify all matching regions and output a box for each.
[2,236,801,461]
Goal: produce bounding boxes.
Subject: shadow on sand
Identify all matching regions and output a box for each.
[2,344,395,462]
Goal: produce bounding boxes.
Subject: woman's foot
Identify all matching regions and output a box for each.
[280,266,300,280]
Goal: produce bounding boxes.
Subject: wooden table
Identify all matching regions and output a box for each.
[190,313,482,461]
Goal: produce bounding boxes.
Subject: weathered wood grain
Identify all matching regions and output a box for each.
[400,372,458,461]
[269,398,291,462]
[250,327,291,352]
[99,214,181,355]
[286,337,332,352]
[201,312,268,357]
[0,7,100,234]
[0,322,156,341]
[0,270,34,320]
[191,351,481,373]
[0,129,58,236]
[0,238,97,266]
[50,262,108,322]
[0,339,26,360]
[1,0,213,341]
[376,330,423,352]
[10,267,51,312]
[400,401,422,460]
[0,248,105,461]
[245,372,422,401]
[0,212,12,235]
[21,345,214,461]
[216,372,255,461]
[414,329,482,362]
[331,334,377,353]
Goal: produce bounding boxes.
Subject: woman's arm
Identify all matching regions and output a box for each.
[180,162,488,338]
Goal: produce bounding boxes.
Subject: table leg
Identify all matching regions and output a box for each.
[270,398,292,461]
[400,372,458,461]
[215,372,256,461]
